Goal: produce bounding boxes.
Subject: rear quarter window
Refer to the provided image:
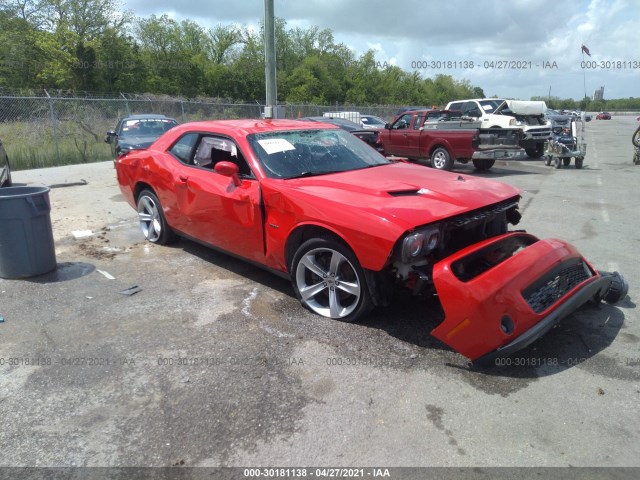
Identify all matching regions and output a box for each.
[169,133,199,164]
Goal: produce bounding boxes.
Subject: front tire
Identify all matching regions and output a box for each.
[291,237,372,322]
[472,159,495,171]
[575,157,584,169]
[3,156,11,186]
[525,144,545,159]
[430,147,454,171]
[136,189,175,244]
[554,157,562,169]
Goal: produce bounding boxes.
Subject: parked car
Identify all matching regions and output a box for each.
[115,119,627,364]
[0,138,12,187]
[377,109,523,171]
[445,99,552,158]
[596,112,612,120]
[105,114,178,158]
[298,116,381,151]
[359,115,387,130]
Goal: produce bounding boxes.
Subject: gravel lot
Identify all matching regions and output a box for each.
[1,117,639,470]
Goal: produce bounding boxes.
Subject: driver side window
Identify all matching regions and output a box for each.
[463,102,482,117]
[193,135,253,177]
[393,113,413,130]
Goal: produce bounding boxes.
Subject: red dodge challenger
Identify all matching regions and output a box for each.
[116,119,627,364]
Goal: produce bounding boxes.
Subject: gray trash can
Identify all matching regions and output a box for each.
[0,185,57,279]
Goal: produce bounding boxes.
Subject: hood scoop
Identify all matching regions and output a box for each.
[388,189,421,197]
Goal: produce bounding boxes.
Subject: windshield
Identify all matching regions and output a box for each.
[479,99,505,112]
[119,118,178,138]
[361,116,386,126]
[247,128,391,179]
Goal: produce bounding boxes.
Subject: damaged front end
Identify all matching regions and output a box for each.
[391,199,628,364]
[431,233,626,363]
[391,196,521,296]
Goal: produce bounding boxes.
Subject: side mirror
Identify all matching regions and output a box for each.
[214,161,241,186]
[105,131,116,143]
[384,123,390,129]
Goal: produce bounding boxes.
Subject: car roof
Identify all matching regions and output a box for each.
[171,119,339,137]
[123,114,176,120]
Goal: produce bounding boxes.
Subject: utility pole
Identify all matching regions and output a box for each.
[264,0,277,118]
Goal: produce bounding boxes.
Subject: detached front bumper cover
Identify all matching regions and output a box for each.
[430,232,626,363]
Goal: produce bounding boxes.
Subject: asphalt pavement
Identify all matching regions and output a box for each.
[1,117,639,470]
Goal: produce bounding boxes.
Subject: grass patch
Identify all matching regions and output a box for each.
[0,120,113,171]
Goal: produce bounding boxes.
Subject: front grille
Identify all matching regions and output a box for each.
[446,198,519,228]
[522,260,593,314]
[527,128,552,138]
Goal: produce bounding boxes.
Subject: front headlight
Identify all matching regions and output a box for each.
[401,226,440,262]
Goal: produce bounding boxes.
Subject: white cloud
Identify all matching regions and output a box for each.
[123,0,638,100]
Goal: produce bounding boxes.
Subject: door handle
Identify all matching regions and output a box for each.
[178,175,188,183]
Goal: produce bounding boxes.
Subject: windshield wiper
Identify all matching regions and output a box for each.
[287,170,342,179]
[358,163,388,169]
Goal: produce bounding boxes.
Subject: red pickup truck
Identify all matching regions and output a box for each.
[378,110,523,171]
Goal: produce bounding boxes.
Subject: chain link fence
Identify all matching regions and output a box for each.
[0,90,401,171]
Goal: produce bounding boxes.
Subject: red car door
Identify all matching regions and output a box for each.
[174,136,265,263]
[385,113,415,157]
[403,113,426,159]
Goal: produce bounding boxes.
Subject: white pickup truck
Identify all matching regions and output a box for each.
[445,99,552,158]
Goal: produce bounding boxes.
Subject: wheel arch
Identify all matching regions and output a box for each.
[429,143,452,158]
[134,182,156,201]
[285,224,392,309]
[285,224,354,273]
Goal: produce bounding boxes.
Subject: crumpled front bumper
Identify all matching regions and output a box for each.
[430,232,614,363]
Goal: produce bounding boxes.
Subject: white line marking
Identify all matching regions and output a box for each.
[599,199,610,223]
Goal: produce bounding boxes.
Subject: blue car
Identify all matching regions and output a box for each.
[105,114,178,159]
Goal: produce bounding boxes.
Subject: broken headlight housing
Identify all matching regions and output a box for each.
[400,225,441,262]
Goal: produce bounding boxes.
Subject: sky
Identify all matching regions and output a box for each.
[123,0,638,101]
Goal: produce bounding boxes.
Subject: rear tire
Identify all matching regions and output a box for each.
[562,157,571,167]
[472,159,495,171]
[136,189,176,245]
[430,147,454,171]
